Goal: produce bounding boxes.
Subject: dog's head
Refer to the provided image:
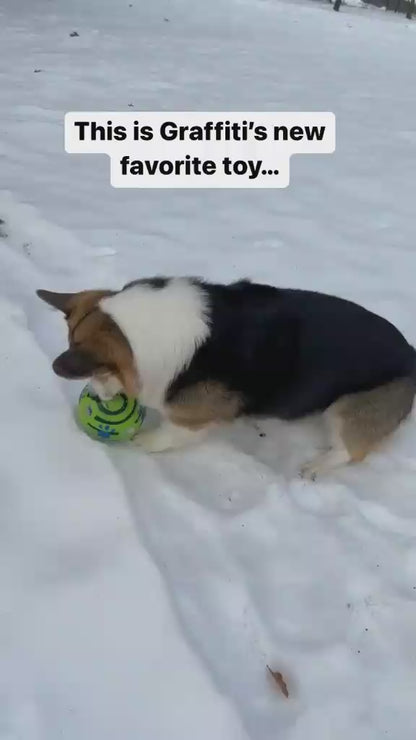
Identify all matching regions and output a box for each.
[37,289,139,399]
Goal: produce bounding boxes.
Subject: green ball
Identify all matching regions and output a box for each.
[76,385,145,442]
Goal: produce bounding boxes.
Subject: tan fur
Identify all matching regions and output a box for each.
[68,291,139,397]
[331,376,416,462]
[65,290,114,334]
[38,289,139,396]
[300,376,415,479]
[167,381,243,430]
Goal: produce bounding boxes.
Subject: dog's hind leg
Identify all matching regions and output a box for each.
[300,375,416,480]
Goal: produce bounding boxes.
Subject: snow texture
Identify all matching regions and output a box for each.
[1,0,416,738]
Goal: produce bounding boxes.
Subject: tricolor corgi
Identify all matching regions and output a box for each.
[37,278,416,478]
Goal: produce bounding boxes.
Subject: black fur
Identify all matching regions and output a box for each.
[167,280,416,419]
[124,277,169,290]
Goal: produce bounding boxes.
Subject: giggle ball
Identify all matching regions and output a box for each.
[76,385,146,442]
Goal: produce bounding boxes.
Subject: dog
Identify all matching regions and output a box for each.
[37,277,416,478]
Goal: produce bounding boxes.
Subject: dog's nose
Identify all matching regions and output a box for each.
[52,354,67,377]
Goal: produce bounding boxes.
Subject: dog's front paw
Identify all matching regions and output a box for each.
[133,429,172,453]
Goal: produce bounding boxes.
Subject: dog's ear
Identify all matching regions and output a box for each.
[36,289,77,314]
[52,349,105,379]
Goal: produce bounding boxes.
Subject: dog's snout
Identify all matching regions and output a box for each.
[52,349,101,379]
[52,354,67,377]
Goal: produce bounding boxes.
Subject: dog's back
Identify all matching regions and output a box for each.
[168,280,416,420]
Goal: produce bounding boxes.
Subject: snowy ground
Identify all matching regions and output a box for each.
[1,0,416,738]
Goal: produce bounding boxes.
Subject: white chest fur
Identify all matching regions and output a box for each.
[100,279,210,411]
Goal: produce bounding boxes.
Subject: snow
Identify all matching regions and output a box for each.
[1,0,416,738]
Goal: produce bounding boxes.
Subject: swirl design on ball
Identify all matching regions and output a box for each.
[77,385,145,442]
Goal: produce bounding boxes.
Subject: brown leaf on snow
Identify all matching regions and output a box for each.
[266,666,289,698]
